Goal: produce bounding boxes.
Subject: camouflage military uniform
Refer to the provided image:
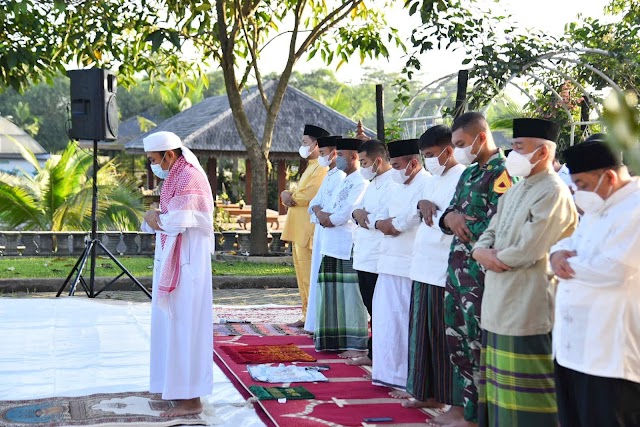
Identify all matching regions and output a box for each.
[439,150,516,422]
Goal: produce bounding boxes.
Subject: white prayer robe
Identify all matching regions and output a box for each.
[352,169,399,273]
[409,164,465,286]
[143,210,214,400]
[314,169,370,349]
[372,170,431,389]
[321,170,369,260]
[552,178,640,383]
[557,164,576,191]
[304,167,346,331]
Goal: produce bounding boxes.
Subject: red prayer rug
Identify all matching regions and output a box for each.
[214,322,308,337]
[219,343,317,364]
[0,391,206,427]
[214,335,436,426]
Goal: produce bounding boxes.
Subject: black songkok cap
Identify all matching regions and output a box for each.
[387,139,420,158]
[304,124,330,139]
[317,135,341,148]
[336,138,363,151]
[513,118,561,142]
[563,133,623,174]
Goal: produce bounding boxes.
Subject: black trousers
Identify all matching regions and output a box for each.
[356,270,377,359]
[555,361,640,427]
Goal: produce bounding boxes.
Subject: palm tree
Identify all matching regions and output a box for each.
[486,96,527,132]
[0,141,143,231]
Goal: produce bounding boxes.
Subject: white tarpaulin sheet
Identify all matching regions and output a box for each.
[0,298,265,427]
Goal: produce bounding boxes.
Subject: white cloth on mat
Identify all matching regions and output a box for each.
[247,364,328,383]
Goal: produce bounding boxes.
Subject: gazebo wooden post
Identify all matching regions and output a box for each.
[277,159,287,214]
[206,157,217,197]
[245,159,252,204]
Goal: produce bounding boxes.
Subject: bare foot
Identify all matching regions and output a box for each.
[442,421,477,427]
[429,406,464,426]
[388,390,412,399]
[302,329,313,335]
[363,373,372,380]
[346,356,372,366]
[338,350,367,359]
[402,398,445,409]
[287,320,305,328]
[161,398,202,417]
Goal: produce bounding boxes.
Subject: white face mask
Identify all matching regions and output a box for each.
[424,148,450,176]
[391,163,411,184]
[574,173,610,214]
[453,134,480,165]
[505,146,541,177]
[359,160,378,180]
[318,154,332,167]
[298,143,315,159]
[151,153,169,179]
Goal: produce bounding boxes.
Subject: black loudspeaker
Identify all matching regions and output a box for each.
[67,68,118,141]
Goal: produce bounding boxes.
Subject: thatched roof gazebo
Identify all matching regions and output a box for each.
[0,116,49,174]
[125,80,374,212]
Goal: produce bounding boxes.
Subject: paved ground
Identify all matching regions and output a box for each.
[0,288,302,305]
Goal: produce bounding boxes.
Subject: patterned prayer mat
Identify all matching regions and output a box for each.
[0,391,206,427]
[215,335,440,427]
[219,343,317,364]
[248,386,314,401]
[214,322,308,337]
[214,306,302,324]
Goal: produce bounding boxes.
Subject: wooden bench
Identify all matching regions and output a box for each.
[237,210,280,230]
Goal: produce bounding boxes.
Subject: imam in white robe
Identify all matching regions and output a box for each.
[143,201,213,400]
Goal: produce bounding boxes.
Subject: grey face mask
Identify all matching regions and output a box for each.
[336,156,348,171]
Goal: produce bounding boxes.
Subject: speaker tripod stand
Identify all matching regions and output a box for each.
[56,139,151,299]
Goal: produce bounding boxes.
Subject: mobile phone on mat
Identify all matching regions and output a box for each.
[363,417,393,422]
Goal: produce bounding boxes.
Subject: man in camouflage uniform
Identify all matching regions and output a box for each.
[435,112,517,427]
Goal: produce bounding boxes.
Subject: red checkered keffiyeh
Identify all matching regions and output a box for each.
[157,156,213,308]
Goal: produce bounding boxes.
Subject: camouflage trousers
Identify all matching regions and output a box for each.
[444,278,484,423]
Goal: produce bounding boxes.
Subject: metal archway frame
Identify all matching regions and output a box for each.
[402,48,627,145]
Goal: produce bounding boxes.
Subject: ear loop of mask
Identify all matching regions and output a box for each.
[438,147,450,166]
[594,172,613,199]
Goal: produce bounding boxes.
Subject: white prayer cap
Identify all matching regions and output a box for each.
[143,131,183,152]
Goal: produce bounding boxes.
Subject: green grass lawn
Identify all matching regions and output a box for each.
[0,256,295,279]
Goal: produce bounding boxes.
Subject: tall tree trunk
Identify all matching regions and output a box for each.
[247,150,269,254]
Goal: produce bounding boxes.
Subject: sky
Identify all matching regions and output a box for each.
[256,0,611,85]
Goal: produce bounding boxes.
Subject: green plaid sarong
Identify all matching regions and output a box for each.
[478,331,558,427]
[314,255,368,351]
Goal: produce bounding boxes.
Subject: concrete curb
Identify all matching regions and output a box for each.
[0,275,297,294]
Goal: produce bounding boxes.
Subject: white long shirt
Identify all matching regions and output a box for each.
[321,170,369,260]
[308,167,346,249]
[551,178,640,383]
[409,164,466,286]
[376,169,431,278]
[308,167,346,224]
[556,164,576,191]
[352,169,399,273]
